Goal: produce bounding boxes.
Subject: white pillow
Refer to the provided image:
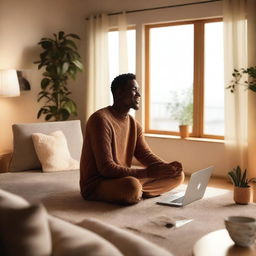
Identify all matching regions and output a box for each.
[32,130,79,172]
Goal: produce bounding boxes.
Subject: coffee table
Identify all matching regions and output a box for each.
[193,229,256,256]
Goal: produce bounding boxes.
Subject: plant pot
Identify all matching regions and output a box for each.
[179,125,189,139]
[233,186,252,205]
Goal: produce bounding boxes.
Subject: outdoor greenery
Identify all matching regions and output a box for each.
[167,88,193,125]
[228,166,250,188]
[34,31,83,121]
[226,66,256,93]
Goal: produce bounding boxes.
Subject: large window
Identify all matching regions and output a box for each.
[145,19,224,139]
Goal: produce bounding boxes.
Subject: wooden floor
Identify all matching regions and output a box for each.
[184,175,233,190]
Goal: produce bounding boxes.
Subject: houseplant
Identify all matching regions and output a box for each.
[34,31,83,121]
[167,88,193,138]
[226,66,256,93]
[228,166,252,204]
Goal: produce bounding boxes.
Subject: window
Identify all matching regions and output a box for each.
[145,19,224,139]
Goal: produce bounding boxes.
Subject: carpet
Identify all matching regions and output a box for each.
[1,170,256,256]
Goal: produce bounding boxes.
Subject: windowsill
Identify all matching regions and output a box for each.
[144,133,224,144]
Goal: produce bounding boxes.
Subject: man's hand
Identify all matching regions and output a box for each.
[146,161,183,179]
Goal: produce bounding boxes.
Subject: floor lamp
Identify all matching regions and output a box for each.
[0,69,20,172]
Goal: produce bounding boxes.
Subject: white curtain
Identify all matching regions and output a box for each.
[224,0,256,178]
[85,12,129,120]
[85,14,110,120]
[247,0,256,178]
[118,12,129,74]
[223,0,248,172]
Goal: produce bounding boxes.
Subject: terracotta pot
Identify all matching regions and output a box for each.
[179,125,189,139]
[233,186,252,205]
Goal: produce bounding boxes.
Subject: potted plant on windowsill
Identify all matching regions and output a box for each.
[228,166,252,205]
[167,88,193,138]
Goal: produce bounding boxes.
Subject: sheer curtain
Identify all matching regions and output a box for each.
[85,14,110,121]
[223,0,248,172]
[118,12,129,74]
[224,0,256,178]
[85,12,129,120]
[247,0,256,178]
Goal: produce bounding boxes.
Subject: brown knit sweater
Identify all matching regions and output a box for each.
[80,106,163,197]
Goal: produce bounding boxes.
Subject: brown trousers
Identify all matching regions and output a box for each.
[88,172,185,205]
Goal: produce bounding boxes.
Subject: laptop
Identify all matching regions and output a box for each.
[156,166,213,207]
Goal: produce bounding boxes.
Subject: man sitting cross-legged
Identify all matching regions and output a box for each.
[80,73,184,205]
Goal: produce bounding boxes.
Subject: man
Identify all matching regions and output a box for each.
[80,73,184,204]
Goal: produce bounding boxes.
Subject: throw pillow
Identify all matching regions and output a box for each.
[32,130,79,172]
[0,203,52,256]
[9,120,83,172]
[49,216,123,256]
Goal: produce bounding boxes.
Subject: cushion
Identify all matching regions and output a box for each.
[32,130,79,172]
[79,218,173,256]
[49,216,123,256]
[0,203,52,256]
[9,120,83,172]
[0,188,29,208]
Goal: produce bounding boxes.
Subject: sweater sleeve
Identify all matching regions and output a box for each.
[87,114,147,179]
[134,122,165,167]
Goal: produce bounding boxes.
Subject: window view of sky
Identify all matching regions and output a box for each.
[204,22,224,136]
[149,24,194,132]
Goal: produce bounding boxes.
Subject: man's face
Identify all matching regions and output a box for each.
[118,79,141,110]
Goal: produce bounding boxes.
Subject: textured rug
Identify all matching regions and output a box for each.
[1,170,256,256]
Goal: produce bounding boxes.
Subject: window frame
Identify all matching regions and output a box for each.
[145,18,224,140]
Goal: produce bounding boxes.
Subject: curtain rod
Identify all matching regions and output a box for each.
[108,0,222,16]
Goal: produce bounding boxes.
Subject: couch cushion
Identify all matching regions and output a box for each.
[0,202,52,256]
[32,130,79,172]
[79,218,173,256]
[0,188,29,208]
[9,120,83,172]
[49,216,123,256]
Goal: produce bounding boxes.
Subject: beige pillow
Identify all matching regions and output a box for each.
[0,189,30,208]
[49,216,123,256]
[0,203,52,256]
[32,130,79,172]
[79,218,173,256]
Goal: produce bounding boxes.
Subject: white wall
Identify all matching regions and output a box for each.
[0,0,227,177]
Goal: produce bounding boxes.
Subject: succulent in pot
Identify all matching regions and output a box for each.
[228,166,252,204]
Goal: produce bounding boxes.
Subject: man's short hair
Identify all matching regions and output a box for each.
[111,73,136,95]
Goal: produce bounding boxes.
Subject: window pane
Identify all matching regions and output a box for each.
[149,24,194,132]
[204,22,224,136]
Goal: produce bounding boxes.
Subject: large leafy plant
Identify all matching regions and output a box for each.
[34,31,83,121]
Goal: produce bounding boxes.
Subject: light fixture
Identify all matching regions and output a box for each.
[0,69,20,97]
